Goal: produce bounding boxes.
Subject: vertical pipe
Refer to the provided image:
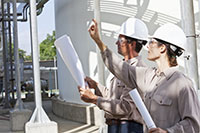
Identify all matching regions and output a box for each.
[198,0,200,90]
[49,70,52,95]
[1,0,10,108]
[93,1,106,132]
[94,0,105,85]
[5,22,10,104]
[29,0,42,110]
[7,2,15,101]
[180,0,199,90]
[54,56,58,90]
[13,0,24,109]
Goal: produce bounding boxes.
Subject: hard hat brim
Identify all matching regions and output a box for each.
[149,36,185,51]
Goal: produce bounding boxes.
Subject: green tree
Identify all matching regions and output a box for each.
[24,54,32,61]
[39,31,56,60]
[19,49,26,59]
[8,43,27,60]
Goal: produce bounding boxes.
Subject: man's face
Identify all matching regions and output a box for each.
[115,35,129,56]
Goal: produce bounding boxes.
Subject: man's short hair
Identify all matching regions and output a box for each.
[124,36,147,53]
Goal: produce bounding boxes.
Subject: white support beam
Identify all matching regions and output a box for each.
[94,0,105,85]
[180,0,199,90]
[25,0,57,132]
[93,1,106,133]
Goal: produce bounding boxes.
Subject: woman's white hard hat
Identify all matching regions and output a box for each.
[151,23,186,50]
[119,17,149,41]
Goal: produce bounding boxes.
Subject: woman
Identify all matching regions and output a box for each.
[87,19,200,133]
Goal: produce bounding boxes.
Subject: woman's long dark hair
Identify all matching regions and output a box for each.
[156,39,178,67]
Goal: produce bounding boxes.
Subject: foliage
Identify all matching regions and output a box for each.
[24,55,32,61]
[19,31,56,61]
[8,43,27,60]
[39,31,56,61]
[19,49,26,59]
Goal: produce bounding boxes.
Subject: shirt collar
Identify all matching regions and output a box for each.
[155,66,178,80]
[124,55,141,65]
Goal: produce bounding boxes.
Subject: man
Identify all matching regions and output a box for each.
[78,18,148,133]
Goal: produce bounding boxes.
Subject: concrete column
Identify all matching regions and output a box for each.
[94,1,106,133]
[180,0,199,90]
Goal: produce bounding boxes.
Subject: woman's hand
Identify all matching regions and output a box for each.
[78,86,98,104]
[148,128,168,133]
[85,76,98,89]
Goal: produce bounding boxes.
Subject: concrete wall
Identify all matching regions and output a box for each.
[52,97,104,126]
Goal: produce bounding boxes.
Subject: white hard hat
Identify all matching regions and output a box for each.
[119,17,148,41]
[151,23,186,50]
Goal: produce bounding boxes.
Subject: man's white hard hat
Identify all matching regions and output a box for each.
[119,17,148,41]
[151,23,186,50]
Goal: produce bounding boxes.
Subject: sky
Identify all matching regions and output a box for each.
[18,0,55,55]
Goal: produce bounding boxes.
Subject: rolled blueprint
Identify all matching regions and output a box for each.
[54,35,86,88]
[129,89,156,129]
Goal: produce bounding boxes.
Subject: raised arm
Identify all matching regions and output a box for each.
[88,19,149,93]
[88,19,107,52]
[101,48,150,93]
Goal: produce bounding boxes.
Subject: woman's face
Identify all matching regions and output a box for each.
[147,39,161,61]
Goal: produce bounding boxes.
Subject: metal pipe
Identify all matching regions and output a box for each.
[0,12,27,22]
[94,0,105,85]
[7,2,15,102]
[0,2,29,22]
[13,0,24,110]
[36,0,48,9]
[36,8,43,16]
[4,0,29,3]
[1,18,29,22]
[1,0,10,109]
[54,56,58,90]
[0,13,23,16]
[180,0,199,90]
[198,0,200,90]
[36,0,49,16]
[1,0,49,22]
[4,22,11,107]
[21,3,29,21]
